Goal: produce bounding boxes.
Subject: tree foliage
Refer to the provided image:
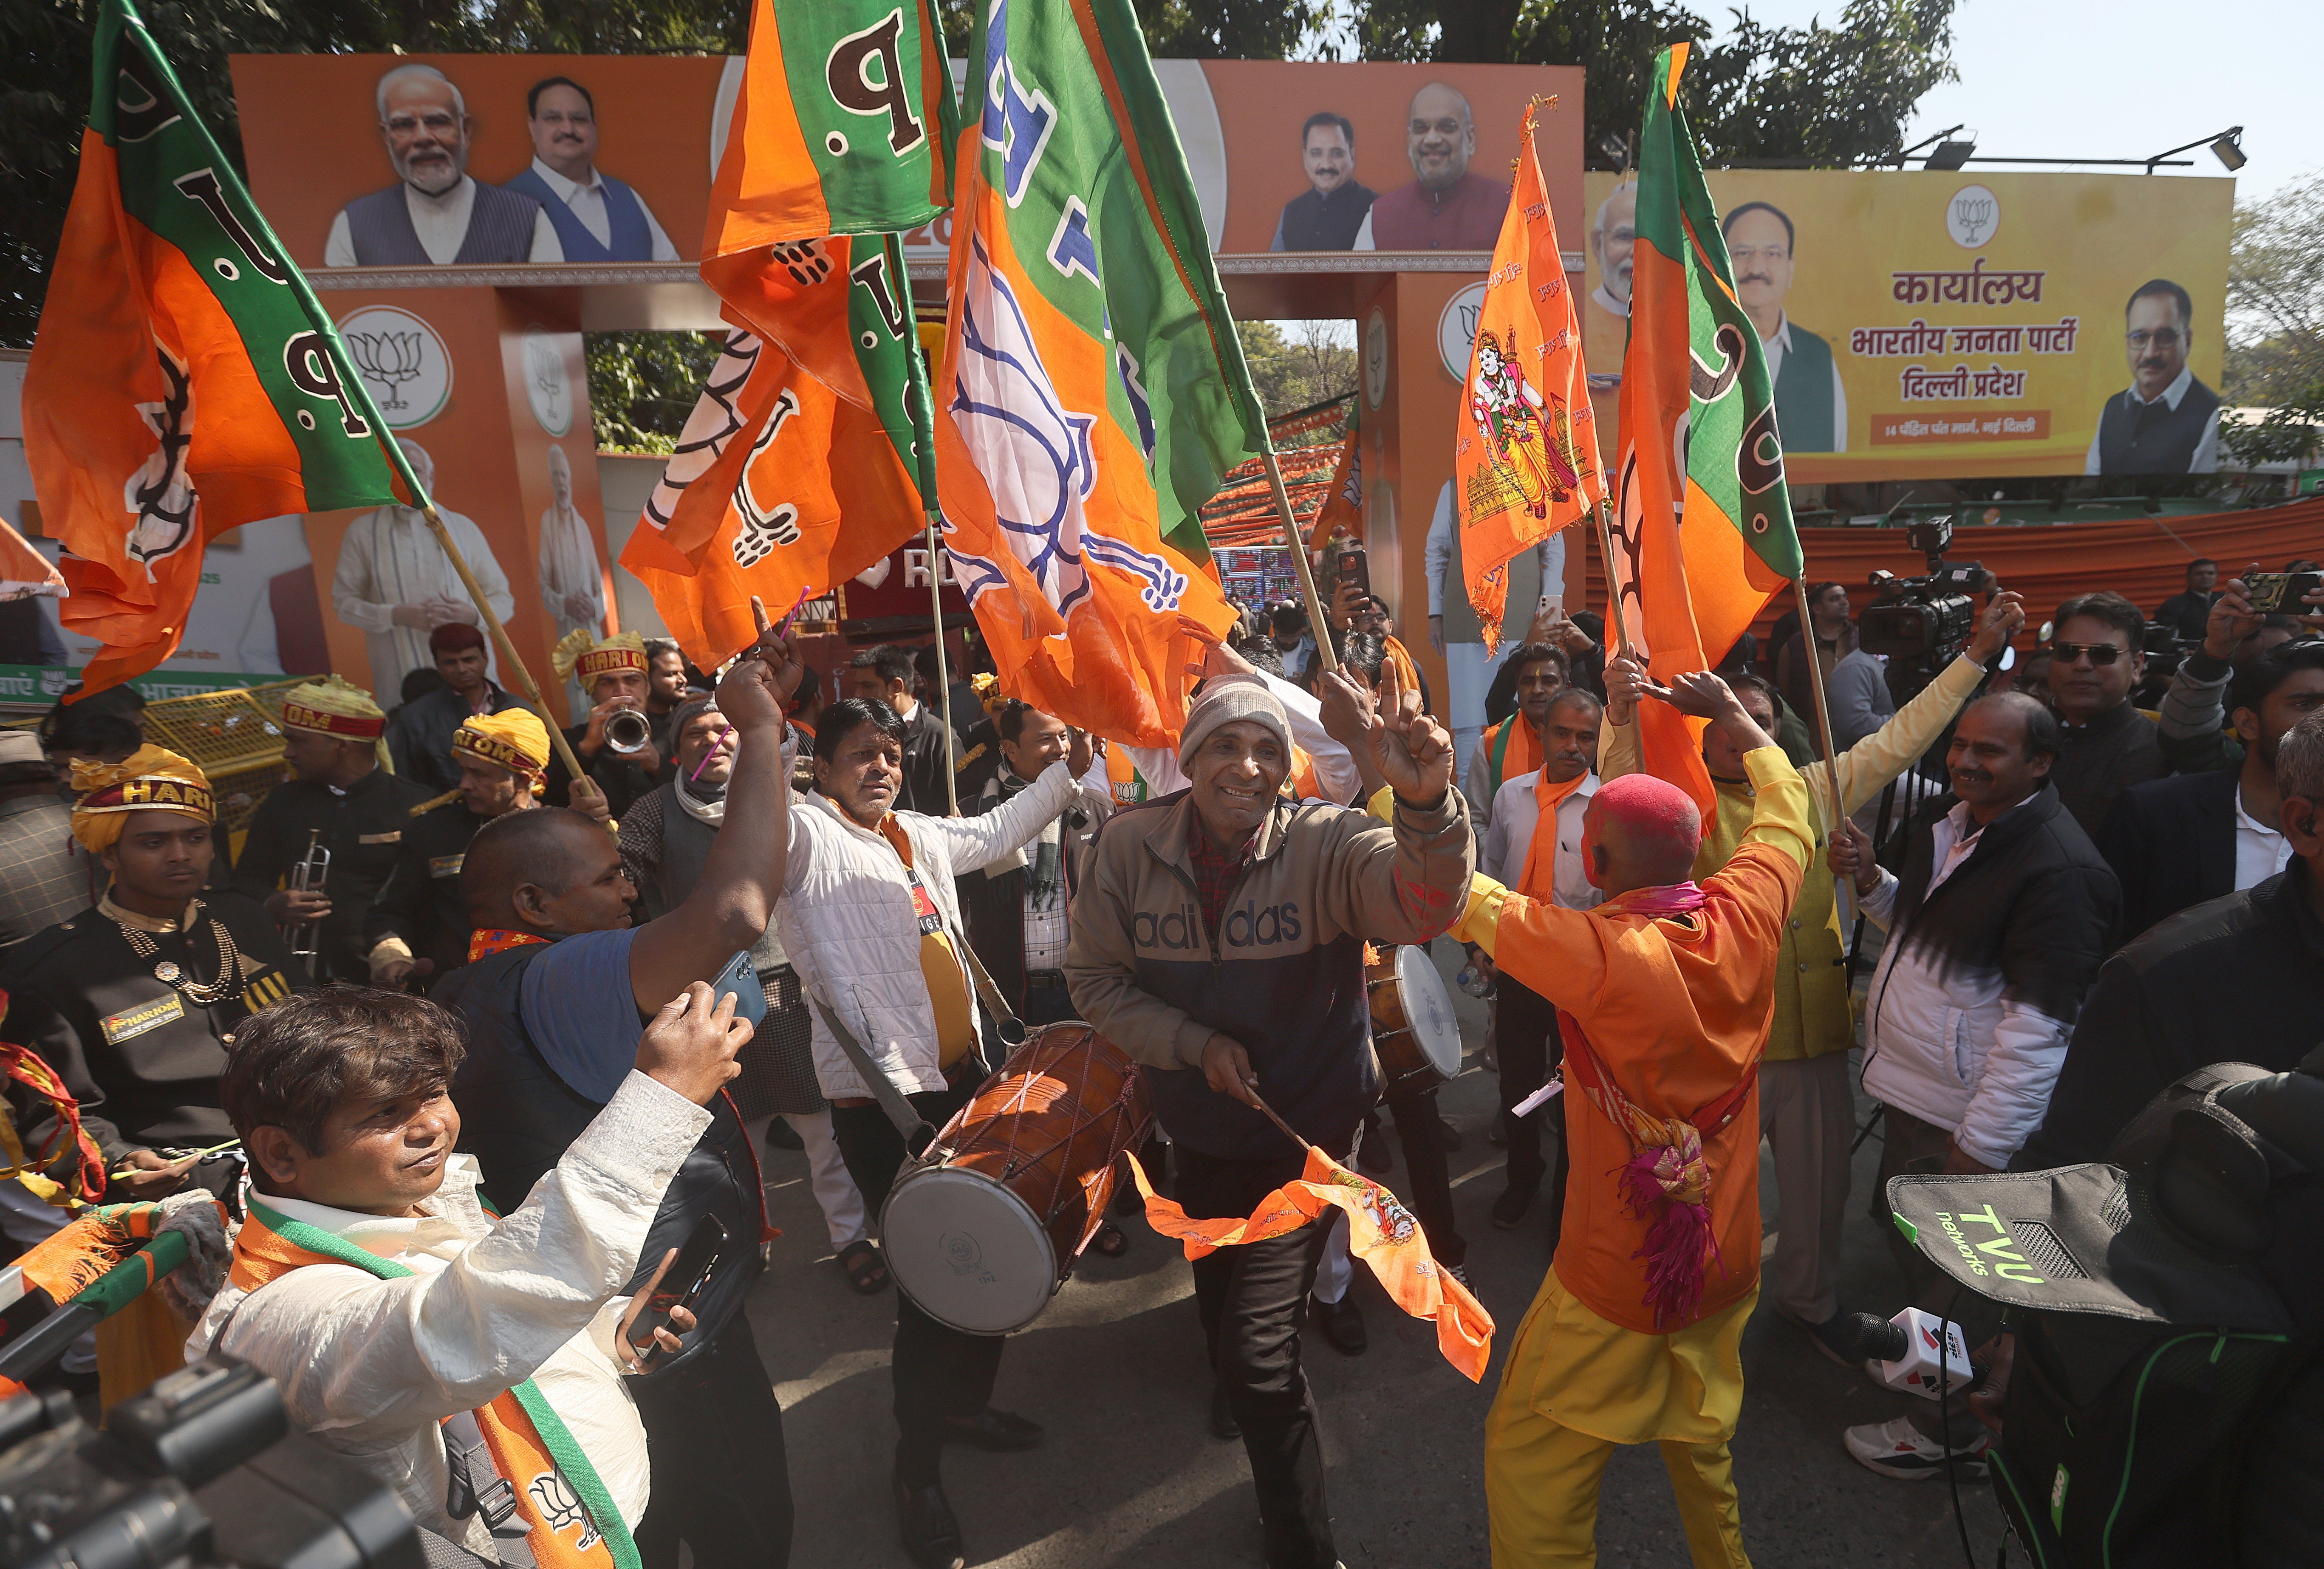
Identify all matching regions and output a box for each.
[1236,319,1356,427]
[2221,173,2324,466]
[587,330,724,453]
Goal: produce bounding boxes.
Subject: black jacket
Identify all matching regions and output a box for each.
[2096,765,2241,944]
[231,766,434,983]
[1885,779,2120,1027]
[895,701,963,817]
[384,683,525,793]
[362,800,490,990]
[2018,861,2324,1171]
[548,724,656,820]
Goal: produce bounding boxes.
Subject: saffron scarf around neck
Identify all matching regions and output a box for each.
[1515,770,1590,899]
[229,1198,639,1569]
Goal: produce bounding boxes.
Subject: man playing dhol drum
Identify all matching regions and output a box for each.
[1067,650,1474,1569]
[776,694,1092,1569]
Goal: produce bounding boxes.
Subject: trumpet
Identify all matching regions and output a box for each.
[604,704,653,755]
[285,826,330,964]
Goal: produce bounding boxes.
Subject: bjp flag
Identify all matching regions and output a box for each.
[1453,100,1605,654]
[1307,403,1363,550]
[706,0,960,251]
[934,0,1260,749]
[1610,46,1803,814]
[620,236,928,668]
[23,0,414,696]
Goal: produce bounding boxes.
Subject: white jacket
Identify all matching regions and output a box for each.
[189,1071,709,1560]
[1858,817,2073,1170]
[779,761,1078,1101]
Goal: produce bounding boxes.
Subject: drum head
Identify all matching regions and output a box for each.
[881,1166,1058,1334]
[1393,945,1463,1078]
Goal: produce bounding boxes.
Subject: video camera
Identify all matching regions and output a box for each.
[1857,517,1985,704]
[0,1356,419,1569]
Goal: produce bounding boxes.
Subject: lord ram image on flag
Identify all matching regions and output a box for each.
[1466,331,1585,524]
[1580,167,2231,478]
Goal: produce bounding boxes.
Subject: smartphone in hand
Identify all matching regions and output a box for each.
[627,1214,728,1371]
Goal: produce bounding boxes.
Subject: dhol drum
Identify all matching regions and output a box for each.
[881,1022,1154,1334]
[1368,944,1463,1094]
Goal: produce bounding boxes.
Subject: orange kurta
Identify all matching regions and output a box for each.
[1459,747,1812,1334]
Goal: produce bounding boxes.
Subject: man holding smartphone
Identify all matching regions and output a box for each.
[437,621,803,1569]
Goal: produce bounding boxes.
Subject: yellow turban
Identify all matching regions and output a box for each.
[452,710,551,795]
[70,745,215,854]
[280,674,386,740]
[551,629,647,686]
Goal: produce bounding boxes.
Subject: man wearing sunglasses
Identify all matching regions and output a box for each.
[2084,278,2222,475]
[2045,591,2166,836]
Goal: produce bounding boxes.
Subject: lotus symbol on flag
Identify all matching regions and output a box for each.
[122,348,198,577]
[347,329,424,410]
[948,235,1098,612]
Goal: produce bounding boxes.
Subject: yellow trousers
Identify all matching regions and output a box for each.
[1483,1406,1749,1567]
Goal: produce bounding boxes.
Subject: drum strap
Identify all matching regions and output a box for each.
[808,991,939,1152]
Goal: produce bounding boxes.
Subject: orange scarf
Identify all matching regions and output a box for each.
[1126,1147,1494,1381]
[1515,770,1590,899]
[1483,715,1543,797]
[232,1201,635,1569]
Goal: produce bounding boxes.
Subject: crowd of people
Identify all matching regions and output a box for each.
[3,553,2323,1569]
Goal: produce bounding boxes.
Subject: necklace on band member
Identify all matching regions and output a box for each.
[112,899,246,1006]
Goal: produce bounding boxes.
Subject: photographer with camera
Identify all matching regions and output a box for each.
[2154,563,2324,774]
[192,980,749,1566]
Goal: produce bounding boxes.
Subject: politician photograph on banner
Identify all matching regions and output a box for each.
[1579,167,2232,479]
[1269,111,1375,251]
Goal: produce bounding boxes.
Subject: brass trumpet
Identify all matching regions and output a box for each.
[604,704,653,755]
[285,826,330,965]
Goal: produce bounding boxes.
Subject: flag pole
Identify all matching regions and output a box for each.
[926,515,960,814]
[1542,402,1634,661]
[1790,573,1856,923]
[1261,449,1338,667]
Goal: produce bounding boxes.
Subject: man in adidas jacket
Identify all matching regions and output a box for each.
[189,981,750,1563]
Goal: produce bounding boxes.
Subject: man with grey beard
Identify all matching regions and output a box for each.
[326,62,560,266]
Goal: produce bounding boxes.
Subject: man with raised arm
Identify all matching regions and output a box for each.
[1457,671,1813,1568]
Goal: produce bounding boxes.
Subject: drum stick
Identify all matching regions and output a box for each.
[1511,1077,1565,1119]
[1246,1092,1312,1152]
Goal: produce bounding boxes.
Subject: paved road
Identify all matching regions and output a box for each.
[745,937,2006,1568]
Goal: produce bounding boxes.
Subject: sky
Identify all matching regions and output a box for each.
[1717,0,2323,206]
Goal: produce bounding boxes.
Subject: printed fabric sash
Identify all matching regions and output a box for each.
[1,1035,106,1205]
[230,1199,638,1569]
[470,929,554,964]
[1556,1009,1757,1331]
[1124,1147,1495,1382]
[1515,771,1590,899]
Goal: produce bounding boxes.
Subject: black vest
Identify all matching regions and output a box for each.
[341,180,541,266]
[2095,376,2221,474]
[439,945,764,1377]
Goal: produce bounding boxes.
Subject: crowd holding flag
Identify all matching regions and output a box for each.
[1606,44,1804,816]
[1453,99,1606,653]
[21,0,419,697]
[930,0,1262,749]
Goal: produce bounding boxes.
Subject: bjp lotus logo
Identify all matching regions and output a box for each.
[336,305,452,429]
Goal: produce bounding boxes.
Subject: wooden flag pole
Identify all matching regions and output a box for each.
[1790,573,1856,924]
[414,501,597,814]
[926,515,959,815]
[1261,449,1338,665]
[1592,499,1635,658]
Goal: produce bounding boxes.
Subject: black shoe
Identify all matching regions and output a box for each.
[763,1117,803,1150]
[1491,1185,1536,1229]
[1210,1382,1241,1440]
[939,1406,1043,1451]
[892,1466,965,1569]
[1311,1292,1368,1356]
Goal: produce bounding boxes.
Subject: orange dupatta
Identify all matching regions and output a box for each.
[1515,770,1590,899]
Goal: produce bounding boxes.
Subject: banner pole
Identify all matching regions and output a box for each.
[416,502,601,825]
[1791,573,1855,924]
[926,515,959,815]
[1262,449,1337,667]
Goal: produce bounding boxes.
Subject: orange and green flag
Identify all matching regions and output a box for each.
[935,0,1261,749]
[23,0,418,695]
[705,0,961,253]
[1308,402,1362,551]
[1454,99,1605,653]
[1611,45,1801,812]
[621,235,929,668]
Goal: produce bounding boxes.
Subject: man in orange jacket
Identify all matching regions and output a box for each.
[1455,670,1812,1567]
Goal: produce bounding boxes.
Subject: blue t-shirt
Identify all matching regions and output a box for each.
[517,928,642,1103]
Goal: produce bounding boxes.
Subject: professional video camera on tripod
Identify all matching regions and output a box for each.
[1858,516,1990,708]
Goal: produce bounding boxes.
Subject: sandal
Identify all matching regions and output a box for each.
[837,1238,890,1295]
[1092,1223,1130,1258]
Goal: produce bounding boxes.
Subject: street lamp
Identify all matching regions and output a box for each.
[2144,126,2245,174]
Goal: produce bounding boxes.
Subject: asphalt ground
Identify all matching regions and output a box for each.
[744,935,2008,1569]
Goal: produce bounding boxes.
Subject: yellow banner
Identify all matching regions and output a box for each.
[1581,170,2232,481]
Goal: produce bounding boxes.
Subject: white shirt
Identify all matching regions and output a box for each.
[538,498,607,644]
[1480,769,1603,912]
[2084,365,2222,475]
[2234,789,2294,891]
[520,157,680,261]
[1758,313,1849,453]
[331,503,515,700]
[324,176,564,267]
[1424,480,1566,619]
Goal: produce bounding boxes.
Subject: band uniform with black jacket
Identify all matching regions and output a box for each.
[0,891,309,1183]
[362,794,489,993]
[232,765,433,982]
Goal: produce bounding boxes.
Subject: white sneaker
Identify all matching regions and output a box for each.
[1843,1416,1989,1481]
